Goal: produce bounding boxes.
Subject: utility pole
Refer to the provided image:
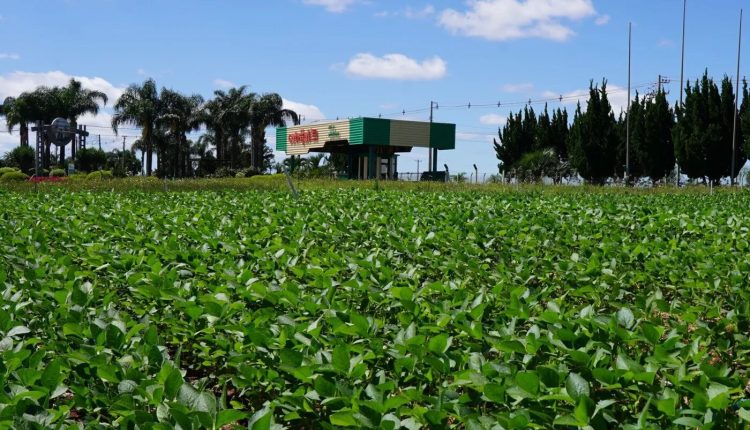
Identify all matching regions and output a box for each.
[98,134,101,151]
[122,136,126,174]
[626,22,632,183]
[416,159,421,180]
[678,0,687,187]
[732,9,743,186]
[428,101,434,172]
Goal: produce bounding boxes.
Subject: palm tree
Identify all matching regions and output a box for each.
[57,79,108,162]
[158,89,204,177]
[2,96,30,147]
[207,86,254,169]
[5,87,59,167]
[130,138,146,175]
[192,134,217,176]
[3,89,53,148]
[112,79,160,176]
[249,93,298,171]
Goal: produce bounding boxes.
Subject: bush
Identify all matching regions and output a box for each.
[0,167,19,175]
[0,171,29,182]
[236,167,261,178]
[87,170,114,181]
[76,148,108,173]
[213,167,237,178]
[50,168,66,177]
[68,173,89,181]
[3,146,35,173]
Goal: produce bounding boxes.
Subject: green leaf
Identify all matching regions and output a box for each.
[164,367,184,399]
[40,359,61,391]
[7,325,30,337]
[574,397,592,425]
[516,371,539,396]
[565,373,590,401]
[428,334,452,354]
[215,409,246,427]
[330,411,358,427]
[118,379,138,394]
[484,384,505,403]
[616,307,635,329]
[673,417,703,427]
[738,408,750,422]
[332,345,350,374]
[248,406,272,430]
[178,384,216,416]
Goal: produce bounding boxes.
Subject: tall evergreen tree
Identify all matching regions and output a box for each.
[568,80,619,184]
[740,79,750,159]
[642,89,676,183]
[535,105,552,151]
[718,76,746,182]
[623,92,647,180]
[673,71,740,184]
[550,107,569,160]
[493,106,536,175]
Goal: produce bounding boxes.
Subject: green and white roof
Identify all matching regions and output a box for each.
[276,117,456,155]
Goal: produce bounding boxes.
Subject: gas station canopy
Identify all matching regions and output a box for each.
[276,117,455,179]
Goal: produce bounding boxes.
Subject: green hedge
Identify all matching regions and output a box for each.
[50,168,66,177]
[87,170,114,180]
[0,171,29,182]
[0,167,19,175]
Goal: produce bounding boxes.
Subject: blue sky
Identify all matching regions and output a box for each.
[0,0,747,175]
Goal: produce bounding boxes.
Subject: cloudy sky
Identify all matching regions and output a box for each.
[0,0,746,174]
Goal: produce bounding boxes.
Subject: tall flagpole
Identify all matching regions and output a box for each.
[732,9,743,186]
[626,22,632,182]
[678,0,686,187]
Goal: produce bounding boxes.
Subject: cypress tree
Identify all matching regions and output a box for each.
[673,71,741,184]
[626,92,647,180]
[536,104,553,151]
[493,106,537,176]
[551,107,569,161]
[642,89,675,183]
[568,80,619,184]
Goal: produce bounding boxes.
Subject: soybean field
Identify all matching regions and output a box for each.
[1,188,750,429]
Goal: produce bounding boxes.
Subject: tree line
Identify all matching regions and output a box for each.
[0,78,298,177]
[494,72,750,185]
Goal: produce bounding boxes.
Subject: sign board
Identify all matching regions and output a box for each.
[48,118,73,147]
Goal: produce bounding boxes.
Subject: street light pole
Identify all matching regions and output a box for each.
[732,9,743,186]
[678,0,687,187]
[626,22,632,183]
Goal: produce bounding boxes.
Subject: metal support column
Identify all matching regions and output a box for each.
[367,146,376,179]
[34,121,44,176]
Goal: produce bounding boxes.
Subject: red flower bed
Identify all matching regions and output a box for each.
[28,176,67,183]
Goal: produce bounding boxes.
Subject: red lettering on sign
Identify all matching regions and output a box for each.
[288,128,320,145]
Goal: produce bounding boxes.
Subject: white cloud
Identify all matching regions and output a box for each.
[376,5,435,19]
[136,68,147,76]
[0,71,123,105]
[439,0,597,42]
[345,53,447,80]
[303,0,356,13]
[542,84,630,116]
[658,38,675,48]
[0,53,20,60]
[479,113,507,125]
[213,78,235,89]
[502,82,534,93]
[282,98,326,123]
[0,132,18,155]
[456,131,495,143]
[595,14,610,25]
[405,5,436,19]
[0,71,127,154]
